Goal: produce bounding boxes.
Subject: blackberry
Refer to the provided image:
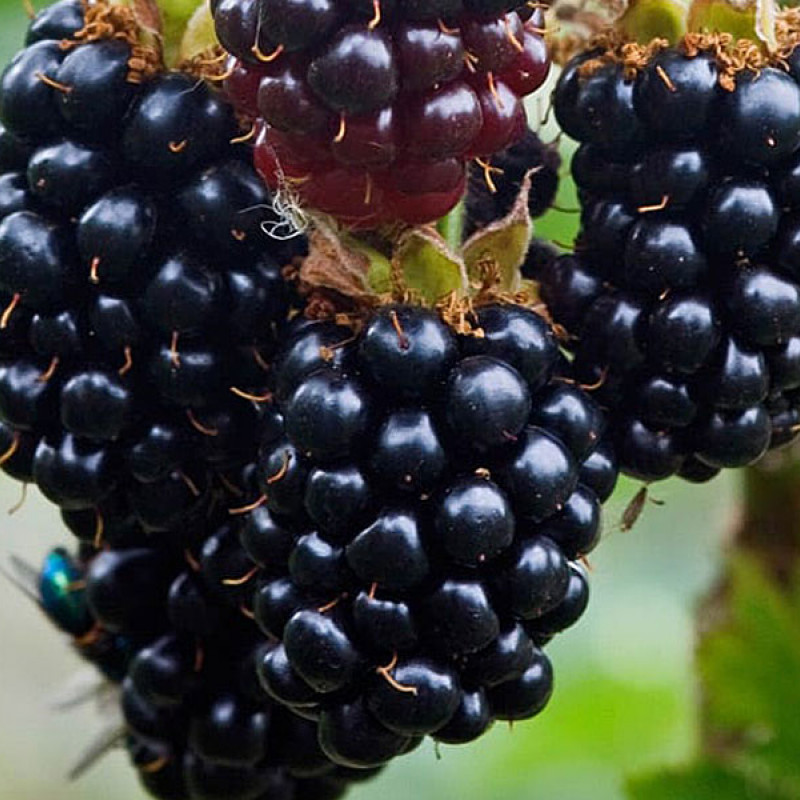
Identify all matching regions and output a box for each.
[0,2,298,539]
[0,5,390,800]
[20,523,383,800]
[215,0,552,225]
[235,303,618,769]
[544,38,800,480]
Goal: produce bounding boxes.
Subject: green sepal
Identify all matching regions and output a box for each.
[97,0,164,65]
[126,0,164,39]
[105,0,208,66]
[436,201,465,252]
[297,216,467,306]
[756,0,779,53]
[394,227,468,304]
[296,171,537,307]
[687,0,759,39]
[462,171,533,293]
[160,0,210,64]
[618,0,689,44]
[179,2,219,62]
[347,235,393,296]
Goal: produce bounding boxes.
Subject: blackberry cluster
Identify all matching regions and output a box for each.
[542,43,800,481]
[32,529,383,800]
[230,304,619,769]
[214,0,551,226]
[0,0,298,543]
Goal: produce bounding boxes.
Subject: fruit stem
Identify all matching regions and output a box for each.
[436,201,465,252]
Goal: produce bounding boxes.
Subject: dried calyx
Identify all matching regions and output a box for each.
[582,4,800,90]
[290,172,541,331]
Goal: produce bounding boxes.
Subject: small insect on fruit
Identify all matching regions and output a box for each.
[619,486,664,533]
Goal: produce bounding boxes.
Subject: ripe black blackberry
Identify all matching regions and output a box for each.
[232,303,617,769]
[214,0,552,225]
[0,1,299,540]
[23,524,383,800]
[543,36,800,481]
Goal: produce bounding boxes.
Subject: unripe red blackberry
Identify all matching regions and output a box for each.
[215,0,553,226]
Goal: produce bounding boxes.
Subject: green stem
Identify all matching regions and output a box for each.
[697,449,800,756]
[737,451,800,581]
[436,201,465,253]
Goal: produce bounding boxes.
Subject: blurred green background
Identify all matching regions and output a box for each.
[0,3,742,798]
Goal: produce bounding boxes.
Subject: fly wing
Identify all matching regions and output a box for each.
[1,554,41,606]
[68,724,126,782]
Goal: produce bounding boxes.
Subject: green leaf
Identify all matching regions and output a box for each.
[627,556,800,800]
[618,0,689,44]
[462,171,533,293]
[394,227,467,304]
[628,762,784,800]
[697,558,800,791]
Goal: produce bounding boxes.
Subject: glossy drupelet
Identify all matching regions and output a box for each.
[214,0,551,225]
[236,304,618,769]
[0,2,299,540]
[541,41,800,481]
[30,533,383,800]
